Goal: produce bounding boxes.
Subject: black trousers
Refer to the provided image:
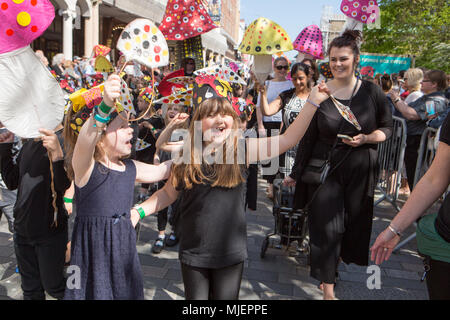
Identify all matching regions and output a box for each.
[157,207,169,232]
[404,135,422,190]
[426,258,450,300]
[14,231,67,300]
[181,262,244,300]
[308,151,374,284]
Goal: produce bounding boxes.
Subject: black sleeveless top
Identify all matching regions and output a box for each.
[176,163,248,269]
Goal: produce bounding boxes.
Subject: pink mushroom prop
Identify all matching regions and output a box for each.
[293,25,324,61]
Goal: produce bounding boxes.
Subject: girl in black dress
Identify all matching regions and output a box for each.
[291,30,393,299]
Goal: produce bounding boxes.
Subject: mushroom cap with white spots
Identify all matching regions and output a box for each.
[238,17,293,55]
[117,18,169,69]
[159,0,217,41]
[340,0,379,24]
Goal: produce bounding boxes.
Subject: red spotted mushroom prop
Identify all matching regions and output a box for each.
[159,0,217,41]
[239,17,293,84]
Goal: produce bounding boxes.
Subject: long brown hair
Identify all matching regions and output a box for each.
[170,98,246,189]
[63,107,106,181]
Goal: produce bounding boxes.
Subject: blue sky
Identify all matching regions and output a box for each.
[239,0,343,60]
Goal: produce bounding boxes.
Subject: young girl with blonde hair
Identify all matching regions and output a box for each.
[63,74,172,300]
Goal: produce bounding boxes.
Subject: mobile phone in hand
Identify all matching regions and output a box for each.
[337,134,353,141]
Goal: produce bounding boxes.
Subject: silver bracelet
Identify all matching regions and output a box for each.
[306,99,320,109]
[388,224,402,237]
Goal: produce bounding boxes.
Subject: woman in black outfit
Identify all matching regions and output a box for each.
[291,30,393,300]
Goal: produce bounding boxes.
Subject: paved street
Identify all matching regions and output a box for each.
[0,177,430,300]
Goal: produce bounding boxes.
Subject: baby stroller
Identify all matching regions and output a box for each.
[260,179,310,260]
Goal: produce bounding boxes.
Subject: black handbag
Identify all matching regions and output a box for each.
[300,158,331,185]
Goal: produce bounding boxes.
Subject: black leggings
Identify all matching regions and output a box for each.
[181,262,244,300]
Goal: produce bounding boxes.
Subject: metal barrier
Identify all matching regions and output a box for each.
[375,116,407,212]
[393,127,438,253]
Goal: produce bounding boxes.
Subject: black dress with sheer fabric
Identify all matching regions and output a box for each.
[291,80,393,284]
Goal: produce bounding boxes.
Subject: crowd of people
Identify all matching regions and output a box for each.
[0,29,448,301]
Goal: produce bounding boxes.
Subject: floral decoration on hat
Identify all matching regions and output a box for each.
[340,0,379,24]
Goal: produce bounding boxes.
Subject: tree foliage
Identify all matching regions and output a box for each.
[362,0,450,72]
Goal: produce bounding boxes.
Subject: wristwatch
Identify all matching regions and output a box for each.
[394,98,401,104]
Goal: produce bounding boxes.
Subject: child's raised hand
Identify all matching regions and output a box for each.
[309,80,331,105]
[169,113,189,127]
[39,128,63,161]
[103,74,122,107]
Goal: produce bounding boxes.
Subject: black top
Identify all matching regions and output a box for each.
[135,116,165,164]
[291,80,393,208]
[176,164,248,269]
[435,113,450,242]
[0,130,70,240]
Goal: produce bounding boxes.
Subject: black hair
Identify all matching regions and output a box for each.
[290,63,312,88]
[300,58,319,84]
[328,29,363,65]
[291,62,310,78]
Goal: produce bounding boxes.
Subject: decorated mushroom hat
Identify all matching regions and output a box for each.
[293,25,324,60]
[117,18,169,69]
[192,75,233,110]
[0,0,55,54]
[341,0,379,24]
[194,64,247,86]
[239,17,293,55]
[159,0,217,41]
[153,88,193,107]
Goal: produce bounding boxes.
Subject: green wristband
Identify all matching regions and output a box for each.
[134,206,146,220]
[99,100,113,115]
[64,197,73,203]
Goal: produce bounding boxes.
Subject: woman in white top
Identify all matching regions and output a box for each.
[256,57,294,199]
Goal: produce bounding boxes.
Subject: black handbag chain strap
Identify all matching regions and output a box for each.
[302,78,360,212]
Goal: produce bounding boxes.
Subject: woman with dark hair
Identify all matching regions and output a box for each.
[291,29,393,299]
[258,62,312,179]
[301,58,319,87]
[256,56,294,199]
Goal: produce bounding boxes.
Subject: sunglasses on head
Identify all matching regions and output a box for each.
[275,65,289,71]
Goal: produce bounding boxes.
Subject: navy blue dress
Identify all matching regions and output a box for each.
[64,159,143,300]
